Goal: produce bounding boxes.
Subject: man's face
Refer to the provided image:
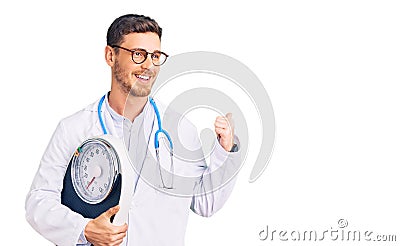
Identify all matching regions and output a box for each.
[112,32,162,97]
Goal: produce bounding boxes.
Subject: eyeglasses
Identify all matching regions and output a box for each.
[111,45,169,66]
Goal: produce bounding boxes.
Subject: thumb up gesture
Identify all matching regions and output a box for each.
[84,205,128,245]
[214,113,235,152]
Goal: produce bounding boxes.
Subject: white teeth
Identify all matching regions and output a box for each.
[136,75,150,80]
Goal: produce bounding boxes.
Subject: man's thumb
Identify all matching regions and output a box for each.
[104,205,120,218]
[225,113,234,128]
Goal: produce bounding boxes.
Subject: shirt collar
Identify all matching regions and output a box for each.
[104,92,151,123]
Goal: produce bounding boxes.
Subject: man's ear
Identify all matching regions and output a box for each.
[105,46,115,67]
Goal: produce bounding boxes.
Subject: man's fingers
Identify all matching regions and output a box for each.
[110,238,124,246]
[215,114,234,125]
[215,127,224,135]
[111,239,124,246]
[215,127,233,141]
[113,223,128,234]
[214,121,229,129]
[85,207,127,246]
[215,117,233,127]
[110,228,127,240]
[214,121,233,132]
[215,115,229,122]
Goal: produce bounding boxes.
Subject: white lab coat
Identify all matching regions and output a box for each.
[25,94,241,246]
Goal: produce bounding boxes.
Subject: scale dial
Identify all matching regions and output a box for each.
[71,138,120,204]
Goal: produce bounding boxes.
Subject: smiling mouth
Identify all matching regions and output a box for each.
[135,74,151,81]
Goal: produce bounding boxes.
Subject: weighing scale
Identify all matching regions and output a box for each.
[61,134,134,225]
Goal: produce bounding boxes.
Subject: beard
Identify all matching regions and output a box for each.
[113,60,156,97]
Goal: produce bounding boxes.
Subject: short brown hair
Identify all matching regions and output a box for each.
[106,14,162,48]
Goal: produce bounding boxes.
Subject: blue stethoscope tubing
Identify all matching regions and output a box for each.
[98,95,108,135]
[148,98,173,151]
[98,94,174,189]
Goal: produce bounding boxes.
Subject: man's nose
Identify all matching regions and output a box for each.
[140,54,153,69]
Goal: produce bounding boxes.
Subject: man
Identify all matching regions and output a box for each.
[25,14,240,246]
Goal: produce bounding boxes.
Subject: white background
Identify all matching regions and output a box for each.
[1,0,399,245]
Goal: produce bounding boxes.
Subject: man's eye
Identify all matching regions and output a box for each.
[152,53,160,59]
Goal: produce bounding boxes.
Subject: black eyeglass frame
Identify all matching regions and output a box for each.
[110,45,169,66]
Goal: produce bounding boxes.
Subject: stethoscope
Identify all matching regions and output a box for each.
[98,94,174,189]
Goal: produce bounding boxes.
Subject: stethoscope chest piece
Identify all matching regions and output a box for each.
[61,134,134,225]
